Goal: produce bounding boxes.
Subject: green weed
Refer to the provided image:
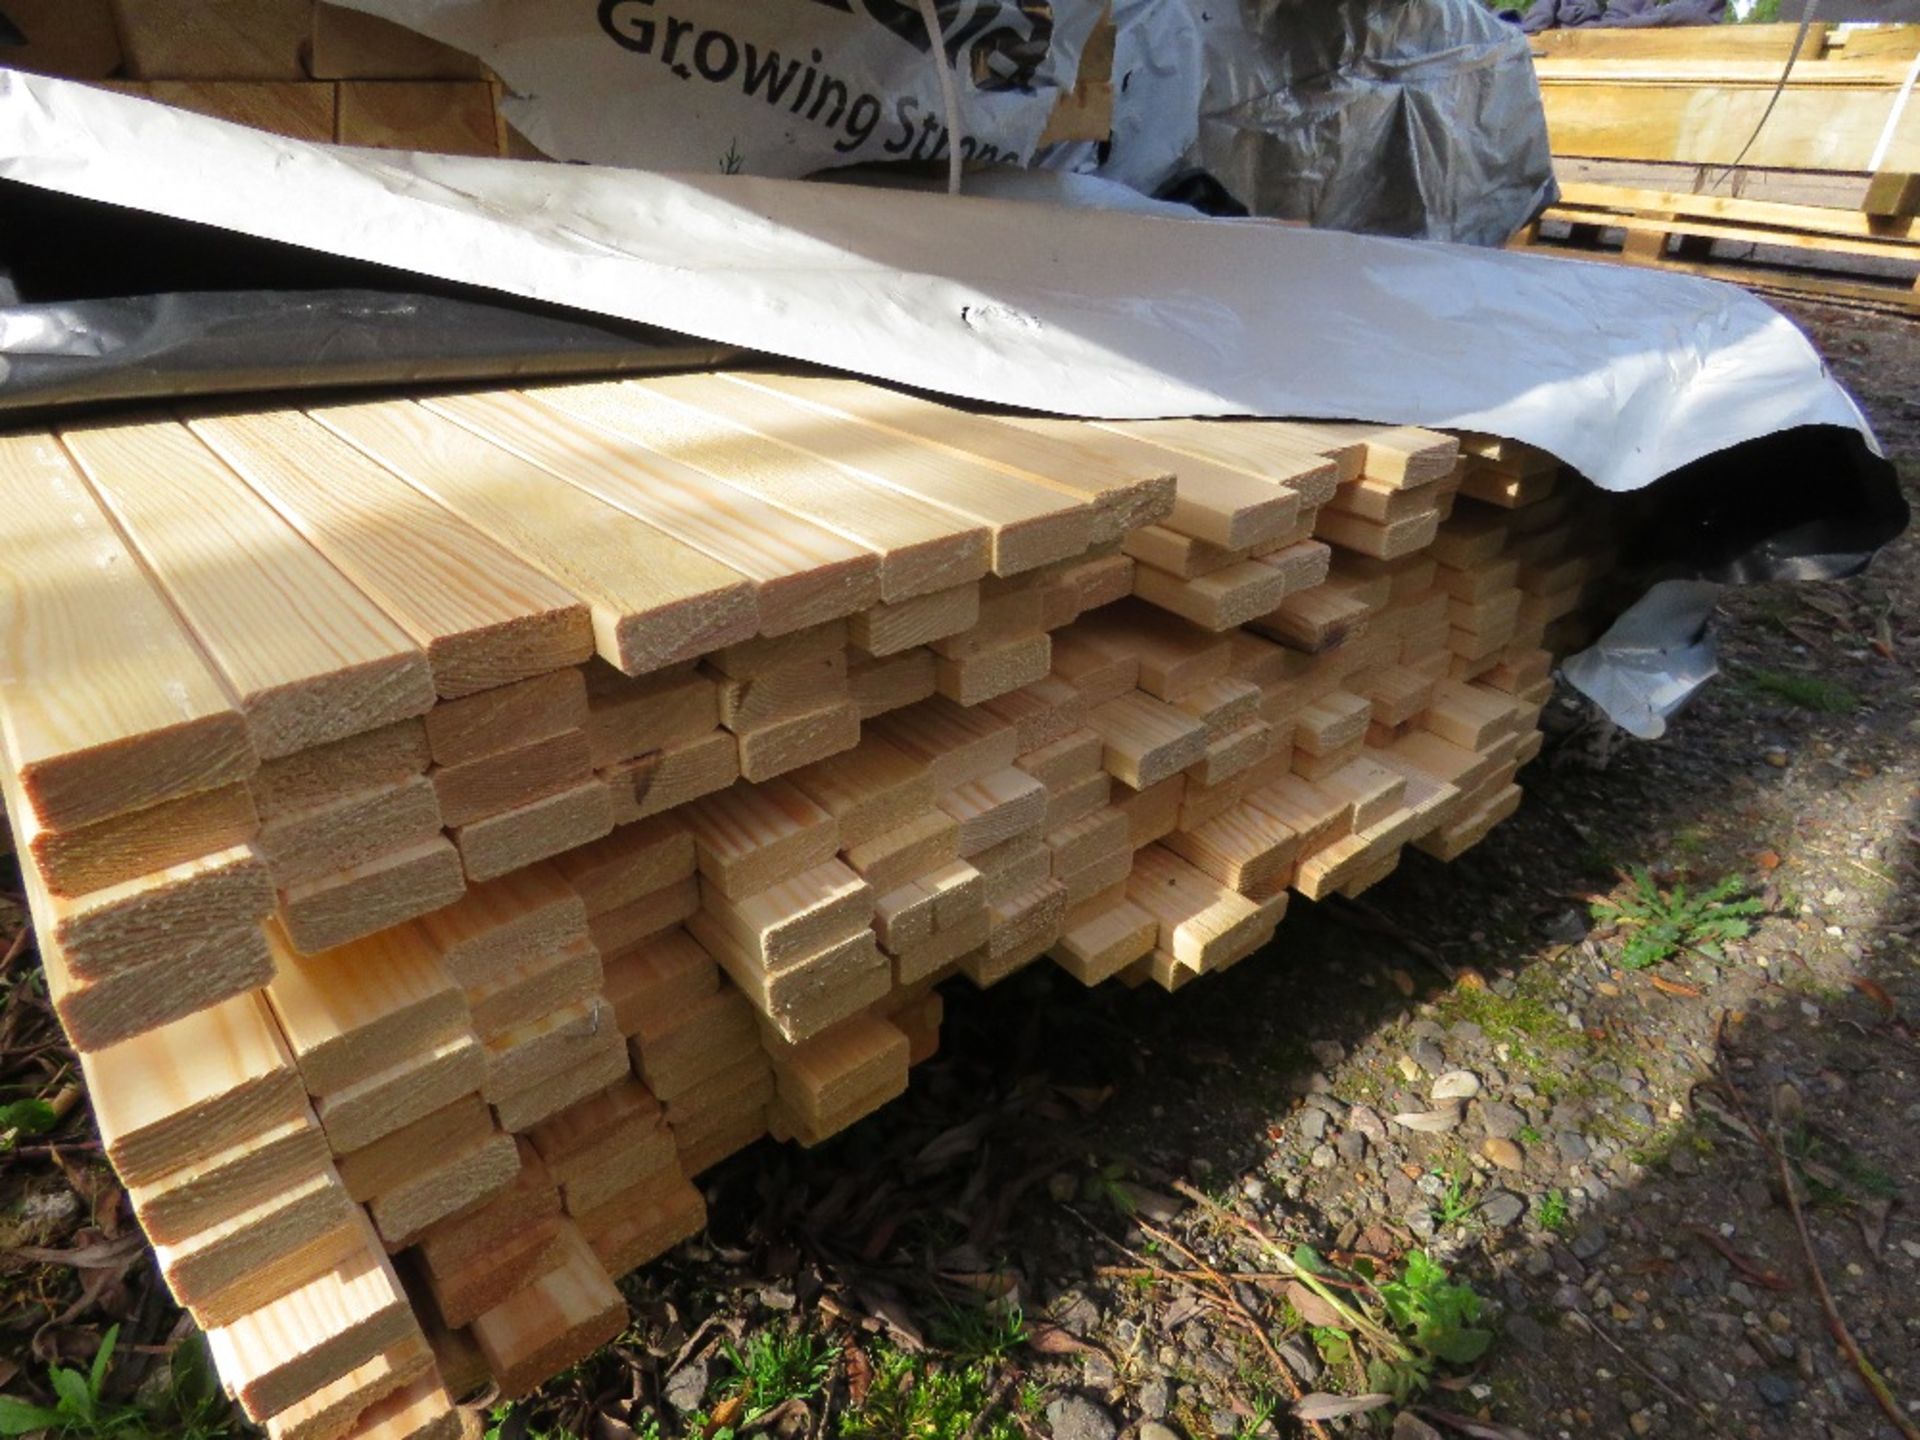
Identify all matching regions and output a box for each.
[0,1327,236,1439]
[1590,869,1766,969]
[1432,1173,1475,1229]
[1740,667,1859,714]
[0,1097,56,1151]
[840,1345,1023,1440]
[1535,1190,1570,1233]
[1293,1246,1491,1403]
[928,1300,1027,1364]
[716,1330,833,1424]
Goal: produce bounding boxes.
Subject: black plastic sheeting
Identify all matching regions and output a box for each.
[1608,427,1906,587]
[0,184,741,420]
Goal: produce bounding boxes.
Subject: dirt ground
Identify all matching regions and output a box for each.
[1,297,1916,1440]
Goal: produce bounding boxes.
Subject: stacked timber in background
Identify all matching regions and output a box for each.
[1517,23,1920,310]
[1,0,1115,155]
[0,370,1616,1438]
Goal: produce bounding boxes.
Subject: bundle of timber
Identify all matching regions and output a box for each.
[0,369,1617,1436]
[2,0,1112,157]
[1516,24,1920,311]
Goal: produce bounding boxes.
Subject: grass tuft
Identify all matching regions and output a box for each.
[1740,667,1860,714]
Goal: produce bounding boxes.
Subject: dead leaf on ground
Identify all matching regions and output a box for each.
[1650,975,1703,998]
[1859,1196,1892,1256]
[1415,1409,1543,1440]
[1686,1226,1793,1291]
[1851,976,1898,1015]
[841,1341,872,1409]
[1055,1085,1113,1114]
[7,1231,145,1269]
[1112,1183,1184,1222]
[1295,1392,1393,1421]
[1392,1101,1464,1133]
[703,1396,745,1437]
[1285,1280,1349,1330]
[914,1119,989,1168]
[854,1289,924,1351]
[1026,1323,1101,1357]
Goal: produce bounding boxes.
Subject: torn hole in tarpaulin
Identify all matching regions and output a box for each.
[0,68,1905,737]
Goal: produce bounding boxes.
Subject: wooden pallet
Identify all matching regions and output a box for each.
[1523,26,1920,308]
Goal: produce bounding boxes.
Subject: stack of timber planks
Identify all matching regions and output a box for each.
[0,369,1616,1437]
[1516,24,1920,310]
[6,0,1113,157]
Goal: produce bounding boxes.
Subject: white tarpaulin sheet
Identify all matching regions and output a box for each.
[330,0,1105,180]
[0,70,1881,495]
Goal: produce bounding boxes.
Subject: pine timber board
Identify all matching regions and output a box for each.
[261,1337,435,1440]
[470,1223,625,1399]
[336,80,504,157]
[38,914,274,1053]
[257,775,442,889]
[1540,80,1920,172]
[705,374,1098,575]
[1521,240,1920,315]
[423,669,588,769]
[112,80,338,142]
[310,401,759,675]
[29,781,260,900]
[537,377,990,603]
[1535,58,1920,87]
[128,1108,330,1247]
[720,370,1178,546]
[155,1169,359,1324]
[1007,417,1306,549]
[1554,180,1920,245]
[310,1,495,80]
[2,0,124,79]
[426,389,880,633]
[60,419,436,760]
[110,0,311,79]
[277,836,467,955]
[1102,417,1342,504]
[190,411,592,698]
[1543,202,1920,266]
[263,920,469,1096]
[25,836,272,982]
[250,720,429,820]
[205,1224,417,1422]
[80,990,306,1187]
[0,432,255,831]
[1526,22,1840,58]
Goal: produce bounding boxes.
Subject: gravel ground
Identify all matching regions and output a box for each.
[1,298,1915,1440]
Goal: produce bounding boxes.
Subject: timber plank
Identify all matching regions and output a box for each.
[61,418,434,759]
[263,920,469,1096]
[311,400,758,674]
[192,411,591,698]
[82,991,306,1187]
[427,389,879,632]
[541,377,989,602]
[205,1224,416,1423]
[0,433,254,830]
[720,371,1176,545]
[711,375,1097,575]
[1016,418,1305,549]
